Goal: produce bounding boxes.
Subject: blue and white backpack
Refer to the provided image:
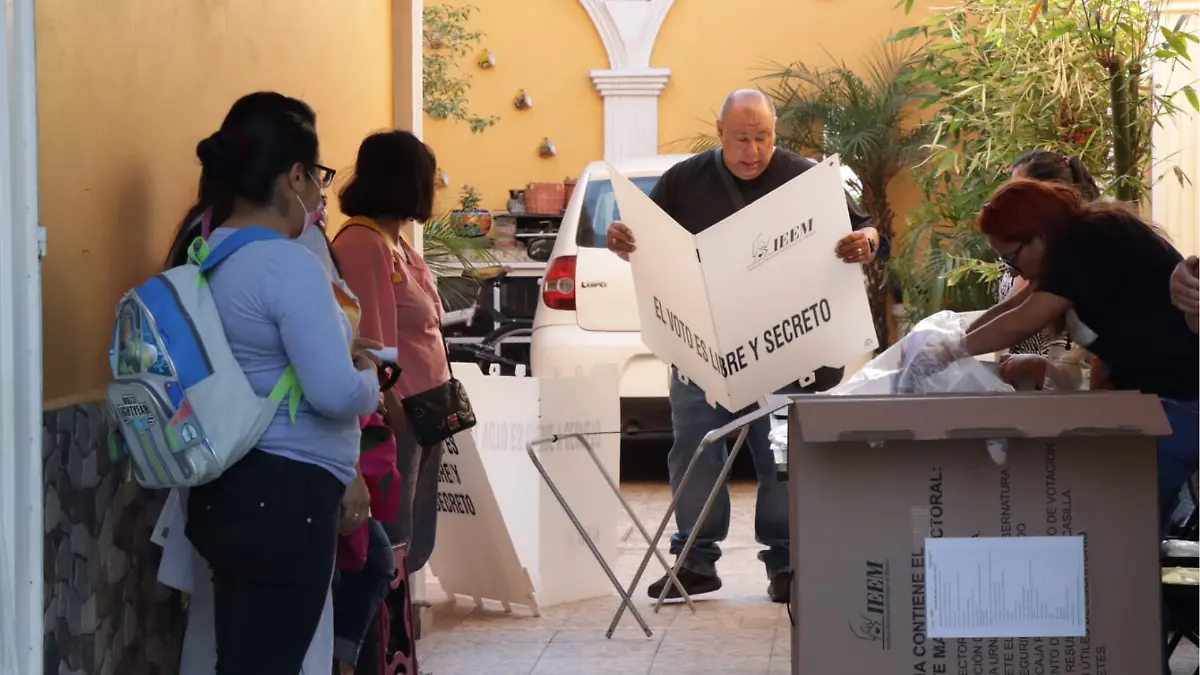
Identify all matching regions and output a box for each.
[105,227,302,489]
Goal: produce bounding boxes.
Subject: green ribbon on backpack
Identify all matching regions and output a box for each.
[188,237,211,288]
[269,365,303,425]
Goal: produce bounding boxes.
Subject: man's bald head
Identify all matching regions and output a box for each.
[719,89,776,124]
[716,89,777,180]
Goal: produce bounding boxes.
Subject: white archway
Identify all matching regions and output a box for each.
[579,0,676,160]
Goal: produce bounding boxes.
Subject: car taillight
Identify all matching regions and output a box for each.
[542,255,576,311]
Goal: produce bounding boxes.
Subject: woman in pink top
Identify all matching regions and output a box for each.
[330,130,447,670]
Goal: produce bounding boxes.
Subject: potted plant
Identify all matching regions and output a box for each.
[450,184,492,237]
[424,211,498,310]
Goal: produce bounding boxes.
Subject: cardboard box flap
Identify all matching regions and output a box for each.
[790,390,1170,443]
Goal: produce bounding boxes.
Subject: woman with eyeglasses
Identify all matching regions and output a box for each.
[968,152,1102,390]
[922,178,1199,533]
[180,96,382,675]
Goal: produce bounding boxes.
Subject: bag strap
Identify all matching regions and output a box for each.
[334,216,395,245]
[713,149,747,211]
[196,226,285,273]
[443,341,456,380]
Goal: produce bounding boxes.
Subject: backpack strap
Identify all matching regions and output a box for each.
[198,226,286,273]
[190,226,303,423]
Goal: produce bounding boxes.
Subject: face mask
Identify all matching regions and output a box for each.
[295,172,325,236]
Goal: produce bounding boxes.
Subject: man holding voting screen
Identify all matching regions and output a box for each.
[606,89,888,603]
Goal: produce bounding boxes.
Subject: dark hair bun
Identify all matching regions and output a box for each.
[196,131,241,180]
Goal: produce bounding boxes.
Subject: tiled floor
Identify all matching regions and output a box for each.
[417,482,1199,675]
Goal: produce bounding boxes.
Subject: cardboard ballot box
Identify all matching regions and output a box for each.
[788,391,1169,675]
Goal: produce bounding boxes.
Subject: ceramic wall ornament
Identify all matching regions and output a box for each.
[436,168,450,188]
[477,50,496,68]
[538,138,557,158]
[514,90,533,110]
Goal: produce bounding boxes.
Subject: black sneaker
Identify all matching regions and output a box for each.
[646,567,722,600]
[767,569,792,604]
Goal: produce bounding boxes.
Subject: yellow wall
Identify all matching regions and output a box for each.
[37,0,396,407]
[422,0,608,214]
[424,0,932,213]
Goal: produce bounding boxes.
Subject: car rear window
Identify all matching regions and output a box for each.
[575,176,659,248]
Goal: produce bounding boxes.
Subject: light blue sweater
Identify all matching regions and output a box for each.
[205,227,378,484]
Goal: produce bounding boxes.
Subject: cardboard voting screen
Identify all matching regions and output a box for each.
[608,155,877,412]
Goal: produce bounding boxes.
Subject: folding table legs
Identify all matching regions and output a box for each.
[625,397,795,616]
[526,434,696,639]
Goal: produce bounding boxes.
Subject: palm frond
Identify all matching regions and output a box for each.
[423,212,497,308]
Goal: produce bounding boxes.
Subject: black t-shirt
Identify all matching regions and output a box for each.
[649,148,880,391]
[650,148,875,237]
[1039,215,1199,399]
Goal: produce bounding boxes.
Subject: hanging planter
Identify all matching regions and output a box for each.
[538,137,557,158]
[514,90,533,110]
[477,50,496,69]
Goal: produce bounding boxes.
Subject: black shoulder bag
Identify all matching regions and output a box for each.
[401,344,477,447]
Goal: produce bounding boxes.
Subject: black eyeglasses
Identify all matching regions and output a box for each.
[311,163,336,189]
[1000,240,1028,274]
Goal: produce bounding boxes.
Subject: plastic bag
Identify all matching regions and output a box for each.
[832,311,1014,396]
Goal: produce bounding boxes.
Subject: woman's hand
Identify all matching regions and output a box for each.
[339,471,371,535]
[998,354,1049,390]
[835,227,878,264]
[352,337,383,372]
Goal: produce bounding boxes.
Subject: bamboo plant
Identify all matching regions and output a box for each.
[887,0,1198,327]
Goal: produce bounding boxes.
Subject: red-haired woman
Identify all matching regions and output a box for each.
[924,179,1198,532]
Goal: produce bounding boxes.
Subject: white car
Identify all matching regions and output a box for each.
[530,153,864,438]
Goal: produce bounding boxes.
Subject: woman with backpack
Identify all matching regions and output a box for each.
[178,96,383,675]
[158,92,351,675]
[331,130,449,675]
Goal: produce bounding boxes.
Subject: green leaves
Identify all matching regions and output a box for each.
[1183,85,1200,112]
[889,26,924,42]
[423,212,497,309]
[423,4,499,134]
[885,0,1194,329]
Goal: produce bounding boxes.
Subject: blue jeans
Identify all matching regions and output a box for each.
[667,368,791,576]
[1158,397,1199,533]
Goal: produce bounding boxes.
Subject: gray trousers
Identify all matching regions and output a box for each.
[383,433,443,573]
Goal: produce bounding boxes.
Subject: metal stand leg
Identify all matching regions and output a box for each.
[652,426,752,613]
[527,438,666,638]
[626,396,796,617]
